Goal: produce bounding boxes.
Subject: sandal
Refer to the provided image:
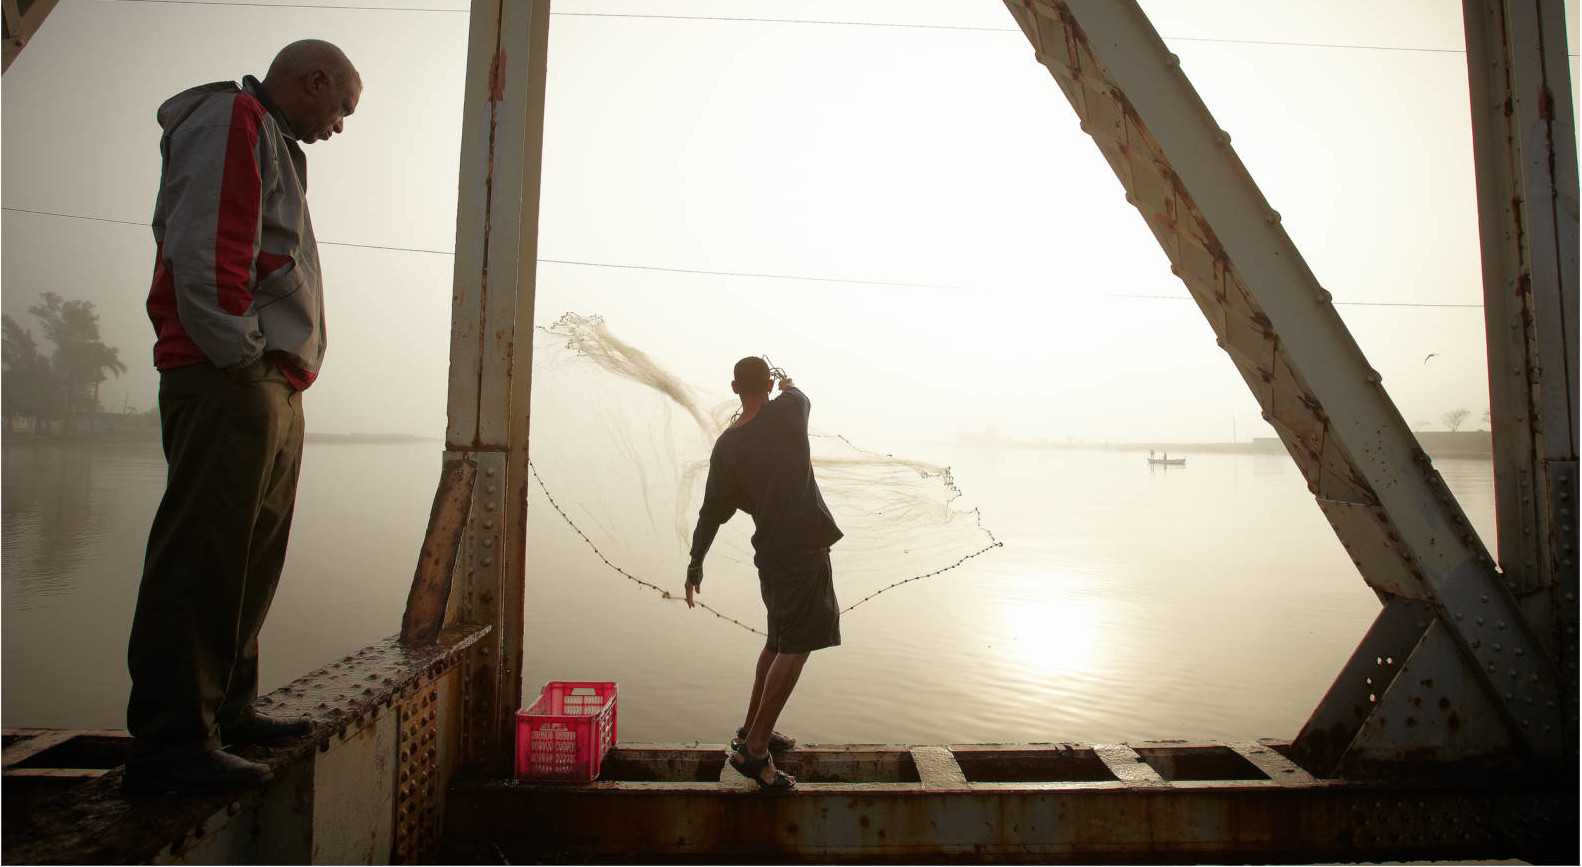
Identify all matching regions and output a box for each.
[730,727,796,754]
[728,747,796,791]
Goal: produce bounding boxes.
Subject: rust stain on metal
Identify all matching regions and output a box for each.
[393,687,442,863]
[401,455,479,645]
[445,741,1573,861]
[6,628,485,864]
[488,50,507,102]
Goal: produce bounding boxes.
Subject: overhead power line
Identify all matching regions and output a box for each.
[95,0,1580,56]
[105,0,468,11]
[4,205,1491,308]
[0,205,948,289]
[552,10,1015,33]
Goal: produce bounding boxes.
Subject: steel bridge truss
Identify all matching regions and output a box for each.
[419,0,1577,804]
[998,0,1578,776]
[0,0,58,73]
[2,0,1574,862]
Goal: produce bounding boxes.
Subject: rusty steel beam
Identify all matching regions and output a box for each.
[1,731,78,770]
[442,0,552,776]
[999,0,1564,765]
[1,0,60,74]
[1293,598,1436,774]
[1343,618,1518,774]
[401,454,477,645]
[3,627,487,865]
[445,743,1575,863]
[1462,0,1581,751]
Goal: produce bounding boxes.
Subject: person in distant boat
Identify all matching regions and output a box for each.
[684,357,844,791]
[125,40,362,796]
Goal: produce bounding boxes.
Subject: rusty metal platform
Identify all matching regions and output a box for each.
[2,625,488,865]
[446,741,1575,864]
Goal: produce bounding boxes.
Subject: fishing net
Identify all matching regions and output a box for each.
[526,312,1001,635]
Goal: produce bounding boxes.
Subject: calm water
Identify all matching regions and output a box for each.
[1,437,1497,746]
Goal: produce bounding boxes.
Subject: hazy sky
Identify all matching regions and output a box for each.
[3,0,1578,445]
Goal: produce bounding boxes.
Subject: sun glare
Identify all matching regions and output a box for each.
[998,592,1103,678]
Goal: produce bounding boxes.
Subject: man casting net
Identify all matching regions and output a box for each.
[526,313,1002,639]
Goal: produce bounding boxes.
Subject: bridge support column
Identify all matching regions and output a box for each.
[417,0,553,778]
[1462,0,1580,748]
[1000,0,1567,768]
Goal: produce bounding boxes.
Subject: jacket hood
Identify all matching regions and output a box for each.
[156,81,238,133]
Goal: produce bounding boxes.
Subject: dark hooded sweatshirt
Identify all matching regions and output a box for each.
[688,386,843,580]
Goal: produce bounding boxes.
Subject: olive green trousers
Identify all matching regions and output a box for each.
[127,360,304,754]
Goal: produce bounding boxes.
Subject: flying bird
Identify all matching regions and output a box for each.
[1423,353,1439,364]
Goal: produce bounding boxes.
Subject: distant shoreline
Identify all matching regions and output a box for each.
[956,430,1494,460]
[1,429,440,446]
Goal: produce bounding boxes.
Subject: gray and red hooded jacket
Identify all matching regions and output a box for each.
[146,75,325,389]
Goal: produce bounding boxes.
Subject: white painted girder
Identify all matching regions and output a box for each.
[1000,0,1563,759]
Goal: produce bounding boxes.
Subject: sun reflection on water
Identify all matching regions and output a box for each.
[997,590,1103,678]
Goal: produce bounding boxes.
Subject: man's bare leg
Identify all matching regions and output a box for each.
[741,642,775,734]
[742,651,808,782]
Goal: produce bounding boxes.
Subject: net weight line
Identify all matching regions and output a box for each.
[527,460,765,635]
[804,431,1006,613]
[526,460,1005,636]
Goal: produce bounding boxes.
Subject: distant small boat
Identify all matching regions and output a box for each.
[1147,457,1186,466]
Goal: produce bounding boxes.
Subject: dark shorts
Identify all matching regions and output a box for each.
[758,548,841,654]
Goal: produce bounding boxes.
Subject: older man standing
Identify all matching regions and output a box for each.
[125,40,362,795]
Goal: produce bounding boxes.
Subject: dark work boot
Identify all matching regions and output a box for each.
[122,749,273,797]
[220,711,314,746]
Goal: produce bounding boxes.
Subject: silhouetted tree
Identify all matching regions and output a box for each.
[1442,408,1472,433]
[2,313,52,428]
[27,292,127,424]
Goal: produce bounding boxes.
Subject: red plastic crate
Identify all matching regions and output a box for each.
[514,681,618,782]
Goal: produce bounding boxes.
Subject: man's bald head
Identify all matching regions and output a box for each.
[267,40,358,88]
[261,39,362,144]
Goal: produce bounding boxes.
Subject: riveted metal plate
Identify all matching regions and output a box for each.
[1293,598,1433,775]
[393,684,441,864]
[1544,459,1578,738]
[1431,558,1564,756]
[456,450,509,768]
[1345,619,1514,770]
